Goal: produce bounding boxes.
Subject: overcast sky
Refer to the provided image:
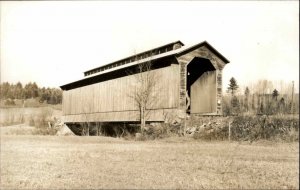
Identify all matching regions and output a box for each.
[1,1,299,93]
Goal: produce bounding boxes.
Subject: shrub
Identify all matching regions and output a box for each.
[142,123,181,140]
[32,128,58,135]
[135,132,146,141]
[231,115,298,141]
[193,115,299,142]
[29,115,35,126]
[4,99,16,106]
[19,114,25,123]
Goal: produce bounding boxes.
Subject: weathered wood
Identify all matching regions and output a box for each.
[63,108,179,122]
[190,70,216,113]
[62,65,180,122]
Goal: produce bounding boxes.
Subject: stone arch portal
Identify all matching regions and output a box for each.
[186,57,217,114]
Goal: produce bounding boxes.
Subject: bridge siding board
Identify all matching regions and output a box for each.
[63,65,180,122]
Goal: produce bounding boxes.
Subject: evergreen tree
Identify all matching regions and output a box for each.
[260,101,264,114]
[251,94,255,111]
[231,96,240,115]
[15,82,23,99]
[245,87,250,96]
[272,89,279,101]
[244,87,250,112]
[0,82,10,99]
[279,97,285,114]
[1,82,62,105]
[31,82,39,98]
[8,83,16,99]
[227,77,239,96]
[24,82,33,99]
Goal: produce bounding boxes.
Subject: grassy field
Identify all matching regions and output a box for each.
[0,107,62,126]
[0,135,298,189]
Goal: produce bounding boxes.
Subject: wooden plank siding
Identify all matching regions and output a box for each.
[61,42,230,122]
[63,108,181,123]
[62,64,180,122]
[190,70,216,113]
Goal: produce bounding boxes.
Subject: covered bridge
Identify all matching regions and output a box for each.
[60,41,229,124]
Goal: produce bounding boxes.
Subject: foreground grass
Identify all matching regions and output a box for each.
[0,135,298,189]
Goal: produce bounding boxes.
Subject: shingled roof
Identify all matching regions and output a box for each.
[84,40,184,77]
[60,40,229,90]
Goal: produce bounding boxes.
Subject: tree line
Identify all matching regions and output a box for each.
[0,82,62,105]
[224,77,298,116]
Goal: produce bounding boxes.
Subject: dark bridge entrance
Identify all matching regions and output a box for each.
[186,57,217,114]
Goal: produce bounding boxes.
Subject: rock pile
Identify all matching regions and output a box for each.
[53,120,75,136]
[185,121,224,136]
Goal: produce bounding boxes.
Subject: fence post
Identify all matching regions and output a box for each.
[228,121,231,142]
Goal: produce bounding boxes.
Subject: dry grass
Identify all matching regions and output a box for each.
[0,124,37,135]
[0,135,298,189]
[0,107,62,126]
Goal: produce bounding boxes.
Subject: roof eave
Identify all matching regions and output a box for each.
[176,41,230,64]
[60,53,177,90]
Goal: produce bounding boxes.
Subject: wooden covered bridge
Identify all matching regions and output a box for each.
[60,40,229,128]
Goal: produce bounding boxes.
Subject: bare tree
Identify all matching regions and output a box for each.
[95,122,102,136]
[129,59,158,133]
[81,97,93,136]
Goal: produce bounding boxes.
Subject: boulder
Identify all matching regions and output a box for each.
[198,124,206,132]
[56,124,75,136]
